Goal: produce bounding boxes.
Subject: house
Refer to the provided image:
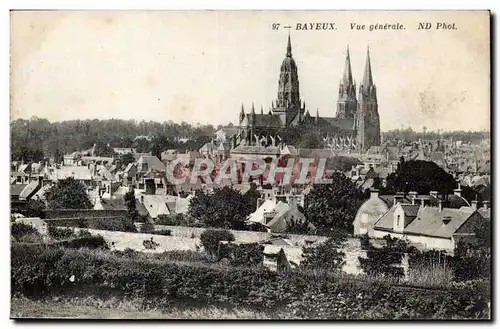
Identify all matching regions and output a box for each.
[247,199,310,233]
[372,201,486,253]
[94,198,128,211]
[354,188,471,237]
[138,194,171,219]
[123,163,137,186]
[353,189,391,236]
[137,155,166,173]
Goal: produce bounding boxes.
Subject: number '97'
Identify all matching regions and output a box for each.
[272,23,280,30]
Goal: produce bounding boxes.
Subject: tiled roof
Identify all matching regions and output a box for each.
[404,207,474,238]
[375,204,476,239]
[50,166,92,181]
[246,113,282,128]
[19,180,41,200]
[400,204,420,217]
[10,184,28,197]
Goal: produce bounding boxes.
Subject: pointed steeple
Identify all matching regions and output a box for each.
[239,103,245,122]
[260,105,264,115]
[342,45,353,86]
[316,108,320,124]
[286,32,292,57]
[361,46,374,92]
[251,102,255,114]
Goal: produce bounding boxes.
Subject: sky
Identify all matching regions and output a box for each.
[10,10,490,131]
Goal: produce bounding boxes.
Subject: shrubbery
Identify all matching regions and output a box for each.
[10,244,490,319]
[56,235,108,250]
[47,225,75,240]
[218,243,264,267]
[200,229,235,257]
[11,223,38,241]
[154,229,172,236]
[87,218,137,233]
[301,231,347,272]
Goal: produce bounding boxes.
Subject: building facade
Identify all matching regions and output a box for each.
[236,35,381,151]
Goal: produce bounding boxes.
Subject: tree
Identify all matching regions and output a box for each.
[384,160,457,195]
[304,172,368,234]
[20,199,46,218]
[120,153,136,168]
[151,143,162,160]
[301,230,347,272]
[45,177,92,209]
[200,229,235,258]
[285,215,314,235]
[123,188,138,222]
[187,186,257,230]
[358,235,408,279]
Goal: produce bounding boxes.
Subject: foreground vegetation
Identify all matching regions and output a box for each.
[11,243,490,320]
[11,296,275,319]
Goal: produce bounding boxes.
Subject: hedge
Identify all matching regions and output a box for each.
[10,244,490,319]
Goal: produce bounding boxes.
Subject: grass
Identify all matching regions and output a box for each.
[11,296,276,319]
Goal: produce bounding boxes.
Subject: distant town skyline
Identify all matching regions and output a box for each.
[10,11,490,132]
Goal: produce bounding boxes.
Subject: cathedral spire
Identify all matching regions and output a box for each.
[260,105,263,115]
[251,102,255,114]
[342,45,353,86]
[361,46,374,92]
[286,32,292,58]
[239,103,245,122]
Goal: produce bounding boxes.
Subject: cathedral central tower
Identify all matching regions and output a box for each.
[273,34,303,127]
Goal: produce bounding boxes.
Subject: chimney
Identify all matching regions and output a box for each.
[140,195,144,203]
[393,194,403,206]
[420,198,426,208]
[438,200,443,212]
[453,184,462,197]
[471,200,478,211]
[483,200,490,210]
[370,189,380,199]
[408,191,417,205]
[442,216,452,225]
[429,191,439,198]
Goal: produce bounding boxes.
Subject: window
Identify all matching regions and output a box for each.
[397,215,401,227]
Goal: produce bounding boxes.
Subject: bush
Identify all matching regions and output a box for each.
[88,218,137,233]
[301,231,348,272]
[358,235,407,279]
[47,225,75,240]
[155,214,191,226]
[140,222,155,233]
[225,243,264,266]
[154,229,172,236]
[200,229,235,257]
[154,250,206,262]
[77,229,92,238]
[10,245,490,319]
[143,237,160,250]
[57,235,109,250]
[11,223,38,241]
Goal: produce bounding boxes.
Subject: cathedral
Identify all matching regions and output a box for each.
[236,34,381,151]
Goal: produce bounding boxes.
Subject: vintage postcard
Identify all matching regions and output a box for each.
[10,10,490,320]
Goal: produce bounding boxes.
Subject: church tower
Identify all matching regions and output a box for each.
[336,46,357,119]
[273,33,302,127]
[356,47,381,150]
